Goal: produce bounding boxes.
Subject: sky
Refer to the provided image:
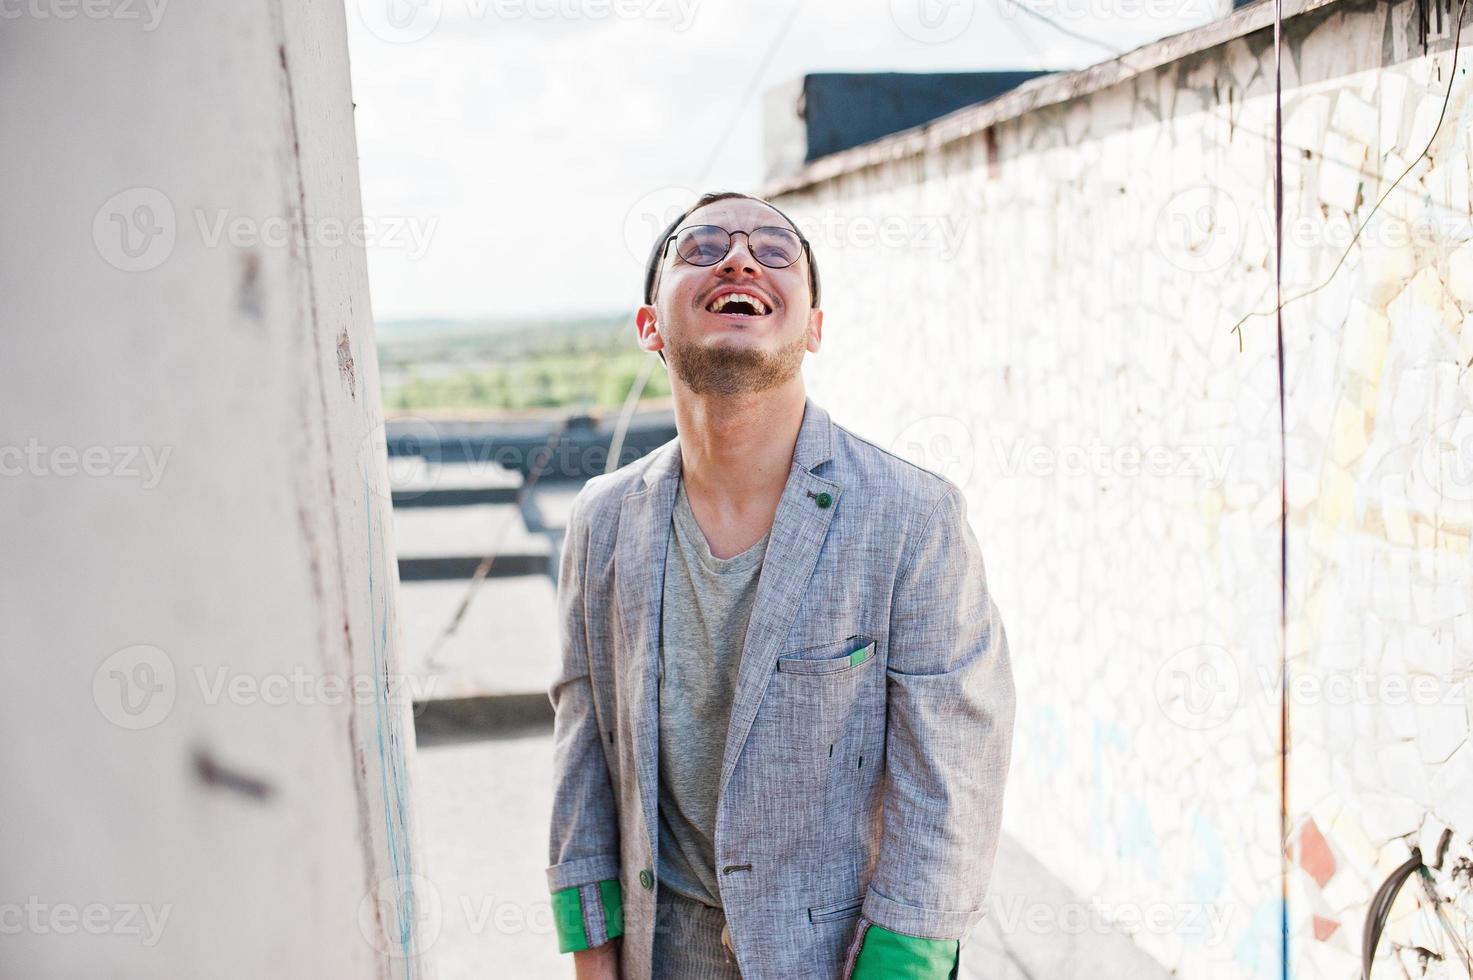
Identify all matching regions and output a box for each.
[344,0,1221,321]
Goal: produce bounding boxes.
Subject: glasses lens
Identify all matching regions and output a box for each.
[674,226,731,266]
[749,227,802,268]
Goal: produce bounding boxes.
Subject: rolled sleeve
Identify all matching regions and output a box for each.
[551,878,625,953]
[863,485,1016,942]
[546,491,624,952]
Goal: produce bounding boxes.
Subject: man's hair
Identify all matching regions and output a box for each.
[641,190,822,309]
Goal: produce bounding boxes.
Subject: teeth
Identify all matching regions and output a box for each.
[708,292,770,314]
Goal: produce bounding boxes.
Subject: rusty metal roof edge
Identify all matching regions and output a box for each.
[762,0,1349,198]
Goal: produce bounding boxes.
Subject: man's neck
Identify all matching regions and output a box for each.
[673,382,805,523]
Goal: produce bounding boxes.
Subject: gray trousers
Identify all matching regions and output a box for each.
[651,887,743,980]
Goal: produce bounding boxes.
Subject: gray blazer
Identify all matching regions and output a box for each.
[547,395,1015,979]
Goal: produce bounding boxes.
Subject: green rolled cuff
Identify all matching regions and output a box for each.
[551,878,624,954]
[852,922,960,979]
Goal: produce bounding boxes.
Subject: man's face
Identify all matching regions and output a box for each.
[637,197,822,397]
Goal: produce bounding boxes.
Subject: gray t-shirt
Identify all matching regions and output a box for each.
[656,476,770,908]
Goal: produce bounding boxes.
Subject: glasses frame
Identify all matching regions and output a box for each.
[659,224,812,271]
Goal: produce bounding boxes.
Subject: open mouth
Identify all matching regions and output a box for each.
[705,291,772,317]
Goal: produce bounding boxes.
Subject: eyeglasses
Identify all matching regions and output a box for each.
[660,224,809,270]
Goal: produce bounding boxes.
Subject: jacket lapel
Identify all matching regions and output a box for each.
[612,436,681,862]
[612,395,842,861]
[717,397,840,799]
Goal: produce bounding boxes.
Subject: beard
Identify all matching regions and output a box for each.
[663,321,808,397]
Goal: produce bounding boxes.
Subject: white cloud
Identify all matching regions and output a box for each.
[345,0,1217,319]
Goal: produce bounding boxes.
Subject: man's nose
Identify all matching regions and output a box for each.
[718,233,761,275]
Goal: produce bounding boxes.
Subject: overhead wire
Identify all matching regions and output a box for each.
[1230,0,1470,349]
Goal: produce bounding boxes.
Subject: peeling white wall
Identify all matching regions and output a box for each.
[776,0,1473,976]
[0,2,431,976]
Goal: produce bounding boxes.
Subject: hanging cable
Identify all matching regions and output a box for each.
[606,352,659,476]
[1271,0,1290,973]
[1231,0,1470,349]
[420,415,573,667]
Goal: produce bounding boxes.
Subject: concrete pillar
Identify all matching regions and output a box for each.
[0,1,432,975]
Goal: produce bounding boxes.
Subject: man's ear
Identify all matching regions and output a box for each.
[807,307,824,353]
[635,304,663,357]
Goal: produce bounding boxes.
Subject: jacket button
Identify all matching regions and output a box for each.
[639,869,654,890]
[814,491,832,509]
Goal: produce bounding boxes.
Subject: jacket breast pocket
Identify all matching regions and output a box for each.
[771,635,878,751]
[776,635,876,676]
